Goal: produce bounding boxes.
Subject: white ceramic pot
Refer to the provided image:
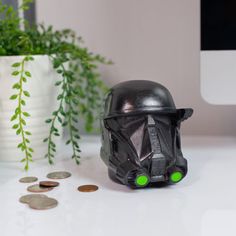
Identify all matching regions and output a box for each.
[0,55,63,161]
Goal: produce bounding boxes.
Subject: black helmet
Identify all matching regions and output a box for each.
[100,80,193,188]
[103,80,193,120]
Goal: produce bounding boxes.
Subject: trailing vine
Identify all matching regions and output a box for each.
[10,56,34,170]
[43,54,81,164]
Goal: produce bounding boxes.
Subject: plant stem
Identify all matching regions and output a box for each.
[18,58,29,169]
[11,56,34,170]
[45,56,67,163]
[46,86,66,164]
[45,55,80,164]
[68,109,76,157]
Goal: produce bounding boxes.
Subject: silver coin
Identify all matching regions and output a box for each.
[19,194,48,204]
[29,197,58,210]
[19,176,38,183]
[47,171,71,179]
[27,184,53,193]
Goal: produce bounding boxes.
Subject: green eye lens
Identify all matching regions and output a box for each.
[170,171,183,183]
[135,174,149,187]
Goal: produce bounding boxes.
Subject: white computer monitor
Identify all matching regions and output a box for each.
[201,0,236,105]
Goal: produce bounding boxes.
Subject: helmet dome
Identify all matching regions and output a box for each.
[103,80,192,120]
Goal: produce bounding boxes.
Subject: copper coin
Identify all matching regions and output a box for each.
[39,181,59,187]
[29,197,58,210]
[47,171,71,179]
[27,184,53,193]
[19,194,48,204]
[19,176,38,183]
[78,184,99,192]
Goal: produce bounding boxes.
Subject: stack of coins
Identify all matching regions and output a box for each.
[19,171,99,210]
[19,171,71,210]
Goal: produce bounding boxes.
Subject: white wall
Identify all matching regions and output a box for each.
[36,0,236,135]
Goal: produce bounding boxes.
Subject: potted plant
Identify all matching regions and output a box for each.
[0,0,111,170]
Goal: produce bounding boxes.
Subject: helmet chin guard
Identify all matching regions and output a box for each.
[100,80,193,188]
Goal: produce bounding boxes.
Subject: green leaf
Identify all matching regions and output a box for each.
[72,110,79,115]
[11,114,17,121]
[57,116,62,123]
[24,164,29,171]
[66,140,71,145]
[17,143,22,148]
[22,77,27,82]
[62,121,68,127]
[71,126,78,132]
[16,128,21,135]
[21,100,26,106]
[57,94,63,100]
[45,119,52,123]
[53,127,58,132]
[25,56,34,61]
[53,60,61,69]
[12,62,21,67]
[28,148,34,153]
[21,118,26,125]
[23,91,30,97]
[50,141,56,147]
[12,71,19,76]
[72,117,78,123]
[9,94,17,100]
[23,112,30,117]
[12,124,18,129]
[73,141,79,148]
[15,107,20,114]
[25,71,31,77]
[60,110,66,116]
[55,81,62,86]
[43,138,48,142]
[57,69,62,74]
[25,131,32,135]
[12,83,20,89]
[72,98,78,105]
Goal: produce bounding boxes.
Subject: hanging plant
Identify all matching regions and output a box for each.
[0,0,111,170]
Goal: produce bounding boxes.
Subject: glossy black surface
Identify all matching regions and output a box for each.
[201,0,236,50]
[103,80,192,121]
[100,80,193,188]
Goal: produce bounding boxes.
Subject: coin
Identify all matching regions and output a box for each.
[19,176,38,183]
[39,181,59,187]
[27,184,53,193]
[19,194,48,204]
[77,184,99,192]
[47,171,71,179]
[29,197,58,210]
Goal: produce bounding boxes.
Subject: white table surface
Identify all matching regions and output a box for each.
[1,135,236,236]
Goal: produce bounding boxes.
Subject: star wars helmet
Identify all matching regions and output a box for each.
[100,80,193,188]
